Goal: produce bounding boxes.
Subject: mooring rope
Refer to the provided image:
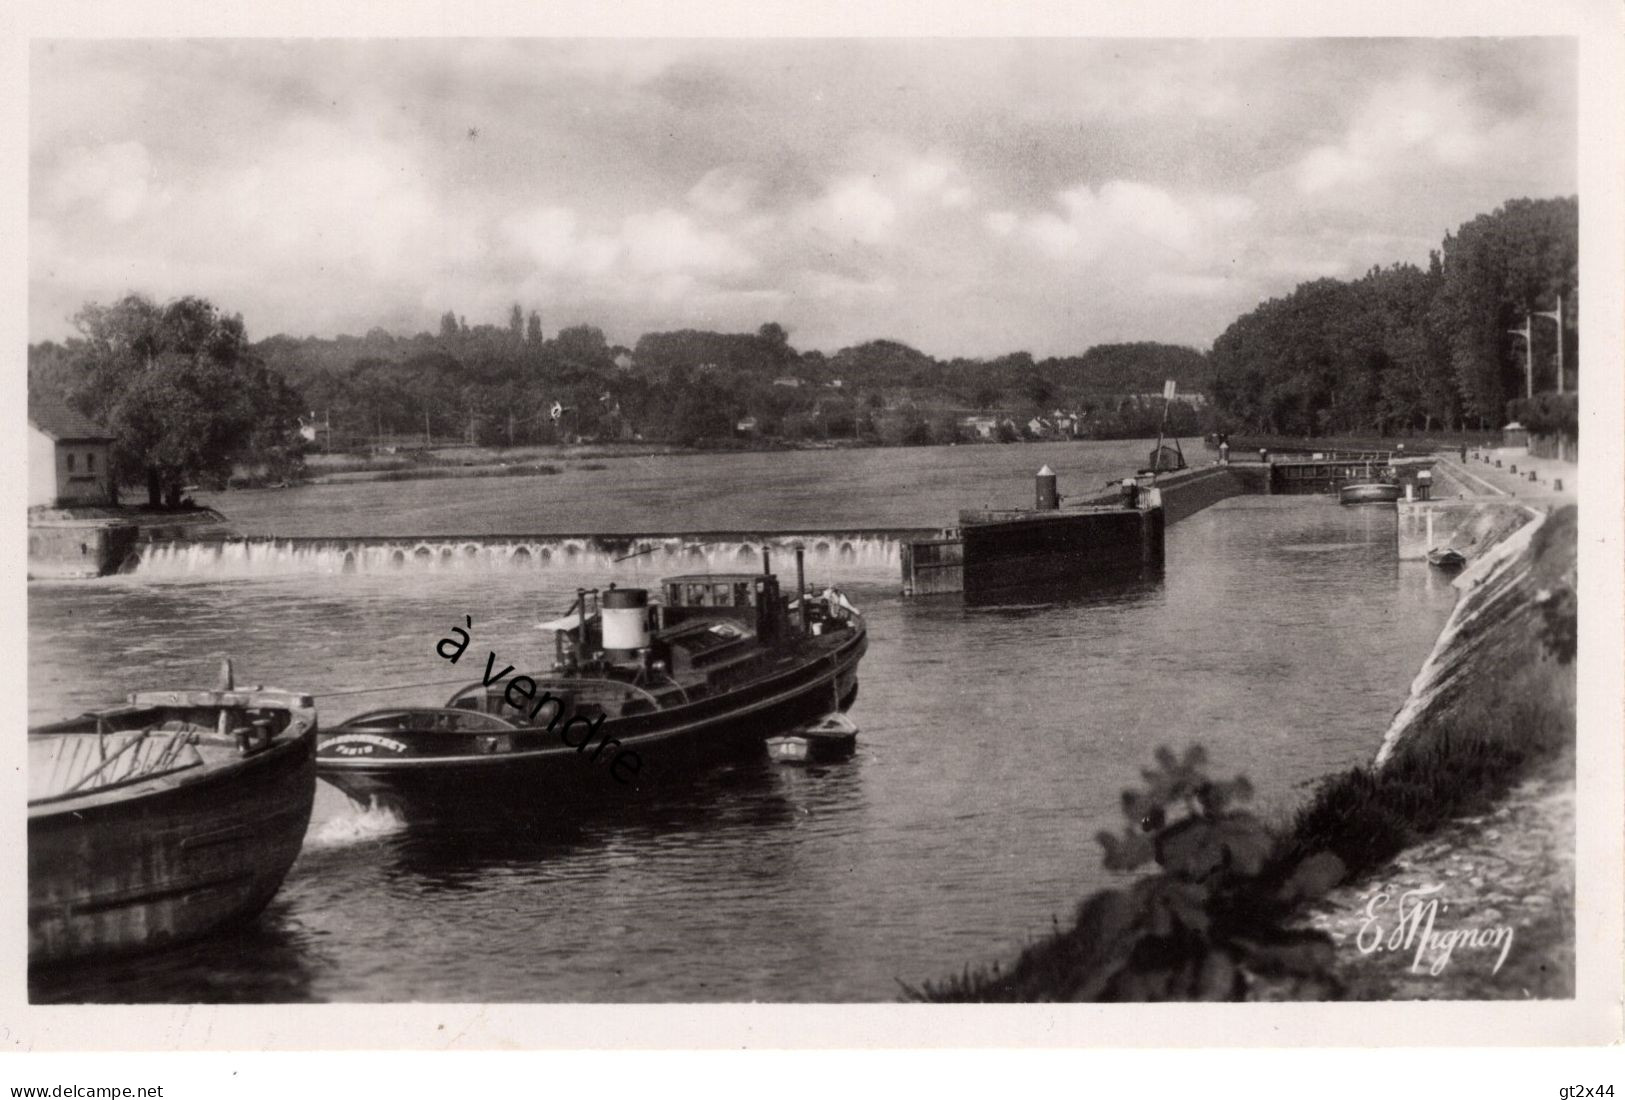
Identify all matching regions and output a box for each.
[310,675,497,698]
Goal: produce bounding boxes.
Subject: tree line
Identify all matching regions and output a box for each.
[1209,196,1577,437]
[29,194,1573,505]
[30,302,1210,500]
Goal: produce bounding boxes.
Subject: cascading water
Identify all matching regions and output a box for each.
[125,533,911,583]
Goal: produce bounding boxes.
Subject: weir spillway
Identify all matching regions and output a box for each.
[124,530,929,582]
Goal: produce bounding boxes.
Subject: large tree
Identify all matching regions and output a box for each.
[1210,195,1575,435]
[1430,196,1577,425]
[59,294,304,505]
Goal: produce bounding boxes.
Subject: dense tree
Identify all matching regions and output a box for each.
[1210,196,1576,435]
[51,294,303,504]
[1432,197,1577,425]
[554,324,611,369]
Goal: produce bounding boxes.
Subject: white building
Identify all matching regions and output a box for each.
[29,400,115,508]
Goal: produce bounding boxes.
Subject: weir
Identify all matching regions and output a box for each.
[125,530,922,582]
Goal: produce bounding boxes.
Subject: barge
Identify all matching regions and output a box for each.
[28,668,317,967]
[316,550,867,814]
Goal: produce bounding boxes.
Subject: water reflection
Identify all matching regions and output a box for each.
[961,567,1165,613]
[28,495,1457,1001]
[30,899,329,1004]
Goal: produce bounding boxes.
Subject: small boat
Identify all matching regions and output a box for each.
[1427,547,1467,570]
[29,663,317,967]
[1338,481,1402,505]
[316,553,867,813]
[766,712,859,764]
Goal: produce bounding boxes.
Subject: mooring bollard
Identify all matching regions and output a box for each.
[1528,470,1538,482]
[1495,459,1503,468]
[1555,478,1564,491]
[1510,464,1518,474]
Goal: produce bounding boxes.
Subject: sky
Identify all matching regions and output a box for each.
[28,38,1576,358]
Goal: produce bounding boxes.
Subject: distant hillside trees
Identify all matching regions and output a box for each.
[1210,196,1576,436]
[251,321,1212,449]
[31,304,1220,461]
[31,294,303,505]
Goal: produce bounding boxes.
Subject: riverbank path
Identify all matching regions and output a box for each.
[1438,446,1575,507]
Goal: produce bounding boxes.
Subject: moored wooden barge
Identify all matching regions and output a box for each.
[29,673,317,967]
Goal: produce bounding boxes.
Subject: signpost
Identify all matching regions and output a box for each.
[1151,380,1185,474]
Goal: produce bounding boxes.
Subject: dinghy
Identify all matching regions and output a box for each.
[766,712,860,764]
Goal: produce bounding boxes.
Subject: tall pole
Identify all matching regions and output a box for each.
[1508,316,1533,400]
[1535,295,1563,395]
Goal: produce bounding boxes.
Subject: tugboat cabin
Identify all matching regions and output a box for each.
[658,572,786,640]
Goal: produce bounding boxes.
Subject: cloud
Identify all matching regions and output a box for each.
[995,180,1254,265]
[503,207,619,275]
[26,39,1576,356]
[687,167,760,217]
[1145,272,1237,299]
[799,175,898,246]
[48,141,157,223]
[499,204,755,317]
[620,209,755,276]
[1295,76,1488,196]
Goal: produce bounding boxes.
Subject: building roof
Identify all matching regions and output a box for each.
[28,398,112,442]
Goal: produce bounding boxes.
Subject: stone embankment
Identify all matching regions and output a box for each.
[26,505,231,578]
[1298,451,1577,999]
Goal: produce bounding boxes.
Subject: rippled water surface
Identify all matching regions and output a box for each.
[28,443,1458,1001]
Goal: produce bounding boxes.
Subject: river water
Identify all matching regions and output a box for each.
[27,441,1458,1002]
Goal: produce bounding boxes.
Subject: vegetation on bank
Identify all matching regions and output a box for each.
[912,506,1576,1002]
[25,192,1575,502]
[1507,393,1580,439]
[1210,197,1576,437]
[30,297,305,506]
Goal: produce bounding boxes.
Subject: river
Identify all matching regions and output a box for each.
[27,440,1458,1001]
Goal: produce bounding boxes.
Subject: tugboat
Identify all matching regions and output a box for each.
[315,549,866,813]
[29,662,317,966]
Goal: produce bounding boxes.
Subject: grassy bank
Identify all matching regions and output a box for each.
[910,506,1576,1002]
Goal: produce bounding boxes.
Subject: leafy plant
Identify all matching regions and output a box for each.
[1083,746,1345,1000]
[909,745,1346,1001]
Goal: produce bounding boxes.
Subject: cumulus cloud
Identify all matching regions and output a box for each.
[47,141,158,223]
[27,39,1575,355]
[799,176,898,246]
[498,203,755,318]
[995,180,1255,266]
[687,167,760,217]
[1295,76,1488,196]
[620,209,755,276]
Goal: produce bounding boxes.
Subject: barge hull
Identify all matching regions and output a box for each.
[28,730,316,968]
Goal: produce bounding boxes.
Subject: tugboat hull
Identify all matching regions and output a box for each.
[318,633,865,813]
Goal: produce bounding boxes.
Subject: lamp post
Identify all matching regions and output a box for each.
[1534,294,1564,395]
[1507,315,1533,399]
